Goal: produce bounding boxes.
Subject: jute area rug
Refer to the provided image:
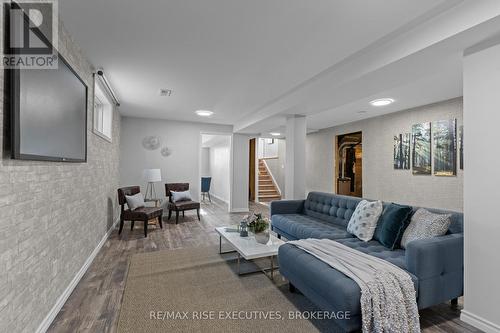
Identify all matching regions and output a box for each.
[117,246,342,333]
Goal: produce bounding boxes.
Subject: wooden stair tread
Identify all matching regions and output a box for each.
[257,158,281,202]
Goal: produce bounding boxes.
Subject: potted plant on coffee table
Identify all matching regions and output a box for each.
[248,213,270,244]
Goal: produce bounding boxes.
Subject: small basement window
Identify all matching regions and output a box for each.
[93,79,113,142]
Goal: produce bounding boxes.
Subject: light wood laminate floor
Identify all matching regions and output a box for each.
[48,199,480,333]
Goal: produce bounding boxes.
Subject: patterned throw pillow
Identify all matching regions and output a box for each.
[400,208,452,249]
[347,200,383,242]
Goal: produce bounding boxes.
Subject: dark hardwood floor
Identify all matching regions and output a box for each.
[47,199,479,333]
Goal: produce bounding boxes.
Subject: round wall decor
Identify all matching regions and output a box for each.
[142,136,161,150]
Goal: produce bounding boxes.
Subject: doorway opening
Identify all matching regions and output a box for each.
[249,138,256,202]
[335,131,362,197]
[248,137,284,204]
[200,133,232,210]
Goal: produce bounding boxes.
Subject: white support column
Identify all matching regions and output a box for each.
[285,115,306,199]
[229,133,250,213]
[461,40,500,333]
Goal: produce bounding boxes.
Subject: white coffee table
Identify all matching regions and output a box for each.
[215,226,285,280]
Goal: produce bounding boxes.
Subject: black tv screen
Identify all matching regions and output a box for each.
[11,55,88,162]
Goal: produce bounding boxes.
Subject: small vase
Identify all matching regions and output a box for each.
[254,230,270,244]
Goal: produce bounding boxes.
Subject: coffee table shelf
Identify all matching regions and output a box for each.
[215,226,285,280]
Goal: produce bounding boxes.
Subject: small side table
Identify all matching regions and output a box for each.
[145,198,163,226]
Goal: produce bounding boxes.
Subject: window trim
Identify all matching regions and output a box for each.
[93,77,113,143]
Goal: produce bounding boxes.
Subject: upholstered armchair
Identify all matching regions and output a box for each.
[165,183,201,224]
[117,186,163,237]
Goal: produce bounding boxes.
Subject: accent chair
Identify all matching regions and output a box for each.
[117,186,163,237]
[165,183,201,224]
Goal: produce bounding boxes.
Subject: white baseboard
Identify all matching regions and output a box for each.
[35,218,119,333]
[461,310,500,333]
[230,208,249,213]
[210,193,228,204]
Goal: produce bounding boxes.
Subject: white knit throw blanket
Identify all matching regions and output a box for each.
[288,238,420,333]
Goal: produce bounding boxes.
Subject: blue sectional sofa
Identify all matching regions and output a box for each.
[271,192,464,332]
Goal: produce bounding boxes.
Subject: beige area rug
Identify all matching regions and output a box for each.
[117,246,343,333]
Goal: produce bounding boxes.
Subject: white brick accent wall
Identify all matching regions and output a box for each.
[0,22,121,333]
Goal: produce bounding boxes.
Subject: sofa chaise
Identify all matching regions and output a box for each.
[271,192,463,332]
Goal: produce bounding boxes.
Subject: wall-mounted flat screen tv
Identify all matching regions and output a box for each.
[10,55,88,162]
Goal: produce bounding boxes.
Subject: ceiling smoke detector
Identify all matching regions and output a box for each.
[159,89,173,97]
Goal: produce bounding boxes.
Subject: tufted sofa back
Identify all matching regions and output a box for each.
[303,191,464,234]
[304,192,362,227]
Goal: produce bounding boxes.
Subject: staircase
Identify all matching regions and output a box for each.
[258,159,281,203]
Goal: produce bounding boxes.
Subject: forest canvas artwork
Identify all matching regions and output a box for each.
[434,119,457,176]
[394,133,410,169]
[412,122,431,175]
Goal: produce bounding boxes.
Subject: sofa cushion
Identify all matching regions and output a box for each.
[335,238,408,270]
[272,214,354,240]
[401,208,452,249]
[347,200,383,242]
[373,203,413,249]
[304,192,362,227]
[278,243,418,318]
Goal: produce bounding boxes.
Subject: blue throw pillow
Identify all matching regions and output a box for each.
[373,203,413,250]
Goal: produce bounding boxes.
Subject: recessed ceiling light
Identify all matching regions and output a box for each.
[195,110,214,117]
[370,98,394,107]
[270,132,281,136]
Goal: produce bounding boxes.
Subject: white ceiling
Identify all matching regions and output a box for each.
[60,0,500,134]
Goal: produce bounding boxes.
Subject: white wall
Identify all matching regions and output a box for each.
[201,147,210,176]
[120,117,232,200]
[258,138,279,158]
[461,42,500,333]
[285,115,307,199]
[204,137,231,202]
[264,139,286,193]
[306,98,463,211]
[230,134,252,212]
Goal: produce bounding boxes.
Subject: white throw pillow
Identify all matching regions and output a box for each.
[347,200,383,242]
[400,208,452,249]
[171,190,192,203]
[125,193,145,210]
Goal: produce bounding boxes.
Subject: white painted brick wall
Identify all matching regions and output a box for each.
[0,21,121,333]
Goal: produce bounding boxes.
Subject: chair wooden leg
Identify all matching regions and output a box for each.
[118,216,124,234]
[176,211,179,224]
[158,215,163,229]
[208,192,211,202]
[182,211,185,217]
[130,221,135,231]
[168,210,172,220]
[144,219,148,237]
[197,208,200,221]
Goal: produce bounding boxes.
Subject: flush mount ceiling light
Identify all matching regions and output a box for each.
[270,132,281,136]
[195,110,214,117]
[370,98,394,107]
